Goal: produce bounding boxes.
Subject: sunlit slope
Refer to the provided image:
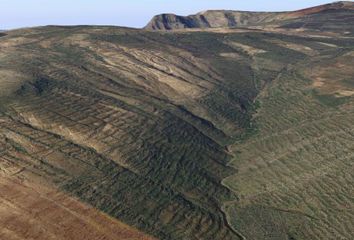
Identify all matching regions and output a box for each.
[223,33,354,239]
[145,1,354,33]
[0,12,353,239]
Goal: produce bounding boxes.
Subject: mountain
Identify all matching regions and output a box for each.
[0,2,354,240]
[0,25,251,240]
[145,1,354,31]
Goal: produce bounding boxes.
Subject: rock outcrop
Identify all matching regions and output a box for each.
[145,1,354,30]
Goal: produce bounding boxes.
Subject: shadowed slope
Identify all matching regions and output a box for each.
[0,26,266,240]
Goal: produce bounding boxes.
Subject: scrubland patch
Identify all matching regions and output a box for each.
[1,24,354,240]
[0,70,27,97]
[224,55,354,239]
[306,53,354,97]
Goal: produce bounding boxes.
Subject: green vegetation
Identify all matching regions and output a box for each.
[223,47,354,239]
[1,6,354,238]
[312,90,349,107]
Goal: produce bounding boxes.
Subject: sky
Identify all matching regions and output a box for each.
[1,0,351,30]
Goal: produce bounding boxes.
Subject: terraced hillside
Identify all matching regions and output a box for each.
[0,3,354,240]
[223,34,354,239]
[0,26,271,240]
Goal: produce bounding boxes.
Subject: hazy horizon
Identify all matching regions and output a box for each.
[1,0,353,30]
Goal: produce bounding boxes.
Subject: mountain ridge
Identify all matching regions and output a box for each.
[145,1,354,30]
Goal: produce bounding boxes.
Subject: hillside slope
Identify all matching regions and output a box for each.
[0,26,263,240]
[224,39,354,239]
[145,1,354,32]
[0,2,354,240]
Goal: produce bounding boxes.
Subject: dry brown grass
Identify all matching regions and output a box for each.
[306,53,354,96]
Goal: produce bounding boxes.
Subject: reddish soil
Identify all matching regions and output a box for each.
[0,172,155,240]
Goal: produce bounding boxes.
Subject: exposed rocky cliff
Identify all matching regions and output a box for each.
[145,1,354,30]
